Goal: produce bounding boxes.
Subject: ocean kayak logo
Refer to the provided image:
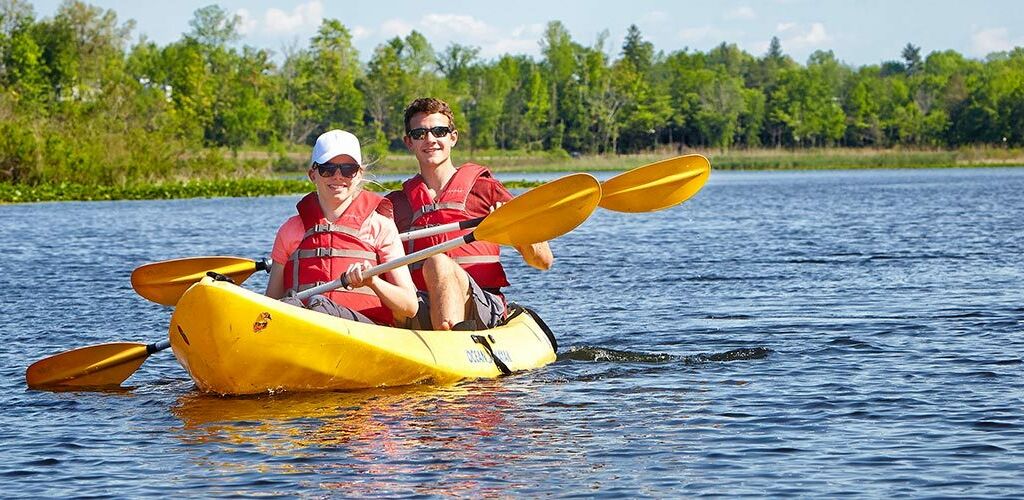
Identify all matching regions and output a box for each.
[253,312,272,333]
[466,348,512,364]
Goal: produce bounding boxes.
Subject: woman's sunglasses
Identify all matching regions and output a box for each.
[315,162,361,178]
[407,126,454,140]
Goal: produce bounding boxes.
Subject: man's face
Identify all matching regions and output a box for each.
[404,112,458,169]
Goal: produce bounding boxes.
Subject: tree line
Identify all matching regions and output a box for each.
[2,1,1023,186]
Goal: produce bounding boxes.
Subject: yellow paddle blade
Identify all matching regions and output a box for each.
[26,342,151,388]
[599,154,711,213]
[475,173,602,245]
[131,256,261,306]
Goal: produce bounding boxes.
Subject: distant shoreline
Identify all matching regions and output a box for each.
[3,148,1022,204]
[373,147,1024,173]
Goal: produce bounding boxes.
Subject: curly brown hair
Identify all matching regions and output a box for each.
[403,97,456,134]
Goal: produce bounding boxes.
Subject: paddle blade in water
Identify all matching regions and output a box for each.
[25,342,151,389]
[131,256,260,306]
[475,173,601,246]
[599,154,711,213]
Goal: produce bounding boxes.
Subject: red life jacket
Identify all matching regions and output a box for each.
[401,163,509,292]
[283,191,395,326]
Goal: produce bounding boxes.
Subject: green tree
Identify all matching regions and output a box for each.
[615,26,671,152]
[694,69,746,148]
[539,21,578,151]
[300,20,364,141]
[0,0,48,105]
[902,43,922,76]
[362,41,406,145]
[523,63,550,150]
[361,31,439,148]
[621,24,653,74]
[34,0,135,103]
[187,4,239,47]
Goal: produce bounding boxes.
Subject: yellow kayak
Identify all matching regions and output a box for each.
[168,276,558,395]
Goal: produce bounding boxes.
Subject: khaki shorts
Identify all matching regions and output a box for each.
[407,274,506,330]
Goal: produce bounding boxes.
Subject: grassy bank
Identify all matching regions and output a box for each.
[0,177,544,204]
[250,145,1024,174]
[3,147,1022,204]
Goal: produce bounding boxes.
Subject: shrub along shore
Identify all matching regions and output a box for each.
[2,147,1022,204]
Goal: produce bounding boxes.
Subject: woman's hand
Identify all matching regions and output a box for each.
[344,261,375,289]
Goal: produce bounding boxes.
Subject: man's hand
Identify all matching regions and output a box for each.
[517,241,553,270]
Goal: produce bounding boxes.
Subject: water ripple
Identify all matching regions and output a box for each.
[4,169,1024,497]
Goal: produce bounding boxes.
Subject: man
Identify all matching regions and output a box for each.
[386,97,552,331]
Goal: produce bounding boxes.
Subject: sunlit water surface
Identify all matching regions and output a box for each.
[2,168,1022,496]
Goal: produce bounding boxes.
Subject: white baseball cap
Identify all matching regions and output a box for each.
[311,129,362,165]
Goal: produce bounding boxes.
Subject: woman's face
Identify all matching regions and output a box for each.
[310,154,363,206]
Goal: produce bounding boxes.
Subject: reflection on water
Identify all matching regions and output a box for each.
[171,383,535,496]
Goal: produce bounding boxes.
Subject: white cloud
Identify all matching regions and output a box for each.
[486,23,545,58]
[234,1,323,36]
[380,18,414,38]
[778,22,830,49]
[420,14,490,38]
[350,25,372,41]
[235,8,258,36]
[971,27,1024,56]
[749,39,771,55]
[370,15,543,59]
[264,1,323,34]
[725,6,756,21]
[776,22,797,32]
[511,23,545,39]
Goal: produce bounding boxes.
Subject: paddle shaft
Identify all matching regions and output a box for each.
[398,157,708,242]
[295,233,475,300]
[399,217,484,242]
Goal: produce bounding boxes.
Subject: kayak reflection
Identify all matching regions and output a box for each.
[171,382,531,495]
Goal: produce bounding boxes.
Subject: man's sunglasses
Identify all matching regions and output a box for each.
[407,126,454,140]
[314,162,361,178]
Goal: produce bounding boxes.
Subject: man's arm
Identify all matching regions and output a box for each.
[474,175,553,270]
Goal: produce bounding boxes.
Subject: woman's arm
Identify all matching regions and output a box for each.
[265,262,286,298]
[346,263,418,322]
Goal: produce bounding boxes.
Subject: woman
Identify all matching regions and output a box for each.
[265,129,418,326]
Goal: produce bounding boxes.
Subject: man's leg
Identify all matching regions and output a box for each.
[421,254,472,330]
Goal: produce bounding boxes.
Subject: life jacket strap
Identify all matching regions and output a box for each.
[290,281,377,296]
[411,201,467,222]
[304,223,361,239]
[293,248,377,260]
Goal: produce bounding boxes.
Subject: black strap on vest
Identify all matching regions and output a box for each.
[471,335,513,376]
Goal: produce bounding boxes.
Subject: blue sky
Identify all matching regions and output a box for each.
[29,0,1024,66]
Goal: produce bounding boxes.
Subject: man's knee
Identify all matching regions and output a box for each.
[422,255,458,284]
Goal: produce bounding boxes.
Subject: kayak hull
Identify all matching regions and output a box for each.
[169,276,557,395]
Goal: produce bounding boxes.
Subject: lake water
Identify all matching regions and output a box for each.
[2,168,1022,497]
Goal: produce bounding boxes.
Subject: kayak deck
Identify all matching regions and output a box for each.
[169,276,557,395]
